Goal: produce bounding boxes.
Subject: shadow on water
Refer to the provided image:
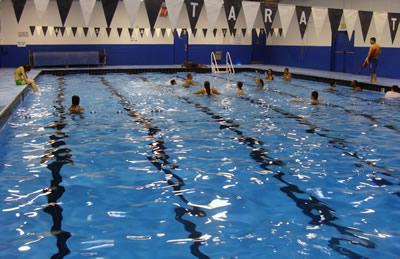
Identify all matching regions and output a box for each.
[176,95,376,259]
[99,77,209,259]
[41,77,71,258]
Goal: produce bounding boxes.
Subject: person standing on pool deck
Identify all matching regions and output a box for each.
[15,64,39,92]
[237,81,244,96]
[384,85,400,99]
[283,68,292,81]
[68,95,84,114]
[183,73,196,88]
[363,37,381,84]
[194,81,220,96]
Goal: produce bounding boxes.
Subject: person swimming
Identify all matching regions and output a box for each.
[15,64,39,92]
[351,80,362,92]
[265,69,274,81]
[169,79,177,85]
[255,71,264,88]
[68,95,84,114]
[283,68,292,81]
[237,81,244,96]
[183,73,196,88]
[384,85,400,99]
[328,81,336,92]
[194,81,220,96]
[310,91,321,105]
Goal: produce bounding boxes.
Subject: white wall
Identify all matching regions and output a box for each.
[0,0,251,46]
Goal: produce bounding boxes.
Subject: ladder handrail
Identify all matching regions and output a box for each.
[226,52,235,74]
[211,52,219,73]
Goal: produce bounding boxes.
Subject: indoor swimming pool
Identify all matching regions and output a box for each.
[0,71,399,258]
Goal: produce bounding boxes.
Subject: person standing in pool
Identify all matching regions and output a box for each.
[283,68,292,81]
[194,81,220,96]
[255,71,264,88]
[264,69,274,81]
[328,81,336,92]
[310,91,321,105]
[183,73,196,88]
[351,80,362,92]
[237,81,244,96]
[15,64,39,92]
[363,37,381,84]
[68,95,84,114]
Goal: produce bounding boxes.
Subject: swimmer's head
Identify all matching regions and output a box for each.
[23,64,32,72]
[284,67,289,73]
[204,81,211,95]
[268,69,273,75]
[187,73,193,80]
[72,95,80,106]
[170,79,177,85]
[370,37,376,44]
[311,91,319,100]
[237,81,243,90]
[330,81,336,88]
[392,85,400,93]
[351,80,358,88]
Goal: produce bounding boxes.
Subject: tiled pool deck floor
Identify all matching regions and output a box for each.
[1,65,399,128]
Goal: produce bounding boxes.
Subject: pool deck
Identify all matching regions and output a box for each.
[0,65,399,129]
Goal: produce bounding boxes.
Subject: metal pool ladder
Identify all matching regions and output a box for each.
[211,51,235,74]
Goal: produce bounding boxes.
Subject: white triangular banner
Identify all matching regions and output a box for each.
[145,28,150,37]
[343,9,357,40]
[312,7,327,37]
[242,1,260,31]
[80,0,96,26]
[155,28,161,38]
[274,28,279,37]
[166,28,172,37]
[176,28,182,37]
[165,0,184,29]
[124,0,142,26]
[205,0,223,29]
[255,28,260,37]
[374,12,387,38]
[278,4,295,37]
[34,0,49,18]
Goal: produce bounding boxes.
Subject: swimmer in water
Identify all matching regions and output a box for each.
[68,95,84,114]
[255,71,264,88]
[310,91,321,105]
[283,67,292,81]
[237,81,244,96]
[194,81,221,96]
[362,37,381,84]
[328,80,336,92]
[169,79,177,85]
[15,64,39,92]
[265,69,274,81]
[384,85,400,99]
[183,73,196,88]
[351,80,362,92]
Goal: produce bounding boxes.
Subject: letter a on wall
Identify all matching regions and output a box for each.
[101,0,119,28]
[12,0,27,23]
[295,6,311,39]
[185,0,204,33]
[359,11,373,42]
[261,3,277,36]
[224,0,242,34]
[57,0,73,26]
[388,13,400,43]
[144,0,163,30]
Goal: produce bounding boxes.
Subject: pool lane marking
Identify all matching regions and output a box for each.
[99,77,210,259]
[149,78,377,258]
[212,74,399,185]
[175,95,376,258]
[40,76,71,258]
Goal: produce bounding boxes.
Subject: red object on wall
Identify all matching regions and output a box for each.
[160,6,168,17]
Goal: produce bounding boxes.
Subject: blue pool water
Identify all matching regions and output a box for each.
[0,72,399,258]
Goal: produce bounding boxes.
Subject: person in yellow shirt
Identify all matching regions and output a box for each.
[15,65,39,92]
[194,81,220,96]
[68,95,84,114]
